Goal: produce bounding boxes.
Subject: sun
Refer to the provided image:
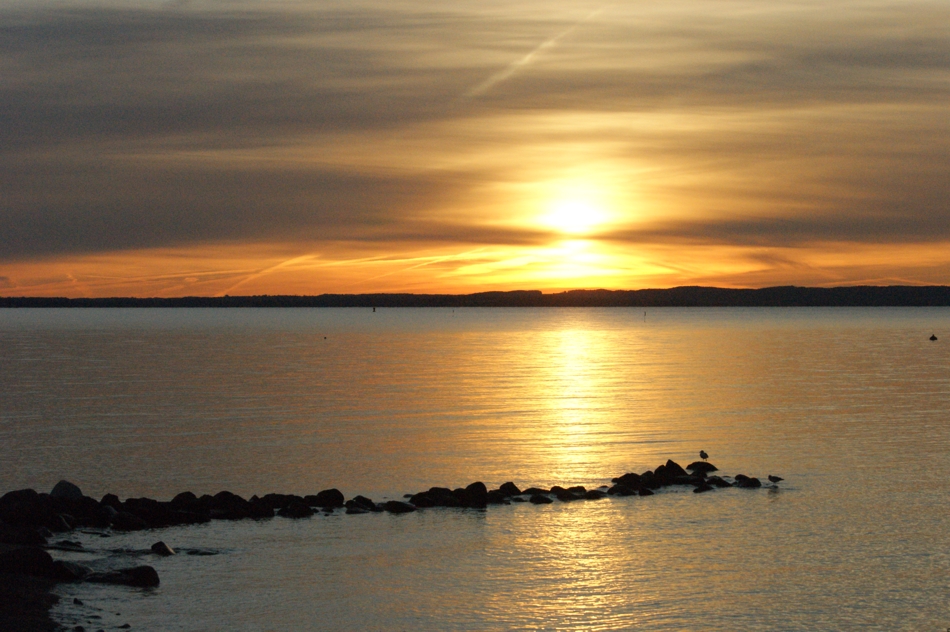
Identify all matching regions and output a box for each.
[543,199,607,235]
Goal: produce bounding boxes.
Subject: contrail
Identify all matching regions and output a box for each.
[215,254,317,296]
[465,7,607,98]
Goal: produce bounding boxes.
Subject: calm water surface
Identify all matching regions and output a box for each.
[1,307,948,630]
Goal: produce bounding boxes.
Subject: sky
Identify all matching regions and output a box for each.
[2,0,949,297]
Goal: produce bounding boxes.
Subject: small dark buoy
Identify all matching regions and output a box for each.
[930,334,937,341]
[768,475,783,483]
[699,450,708,461]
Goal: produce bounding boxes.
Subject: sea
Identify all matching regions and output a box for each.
[1,307,948,631]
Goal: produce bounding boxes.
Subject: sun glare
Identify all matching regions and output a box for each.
[544,199,606,235]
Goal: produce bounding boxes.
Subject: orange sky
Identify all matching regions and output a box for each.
[2,0,949,297]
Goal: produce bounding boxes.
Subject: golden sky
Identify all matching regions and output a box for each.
[2,0,949,297]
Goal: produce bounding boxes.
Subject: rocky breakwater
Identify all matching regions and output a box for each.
[0,460,778,628]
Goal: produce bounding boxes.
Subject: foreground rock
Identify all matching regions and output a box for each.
[86,565,160,587]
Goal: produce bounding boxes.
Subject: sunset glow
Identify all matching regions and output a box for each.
[2,0,949,296]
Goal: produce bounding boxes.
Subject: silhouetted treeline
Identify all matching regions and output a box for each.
[4,286,950,308]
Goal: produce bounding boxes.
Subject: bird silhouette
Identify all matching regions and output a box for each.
[931,334,938,341]
[768,475,783,483]
[699,450,708,461]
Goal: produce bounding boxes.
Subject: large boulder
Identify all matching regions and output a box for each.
[498,482,521,497]
[664,460,688,478]
[49,481,83,503]
[0,523,48,546]
[306,489,345,509]
[686,461,718,474]
[612,473,641,488]
[209,492,251,520]
[150,541,175,556]
[583,490,607,500]
[0,546,56,577]
[0,489,51,528]
[277,501,314,519]
[607,484,637,497]
[110,511,148,531]
[86,565,160,588]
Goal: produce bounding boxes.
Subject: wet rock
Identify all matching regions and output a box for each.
[209,492,251,520]
[551,487,576,502]
[607,484,637,497]
[664,460,688,478]
[305,489,344,509]
[86,565,160,588]
[638,487,654,496]
[736,477,762,489]
[0,522,48,546]
[150,541,175,556]
[529,494,553,504]
[346,496,381,512]
[612,472,642,488]
[707,476,732,488]
[498,482,521,497]
[169,492,198,512]
[345,506,369,514]
[110,512,148,532]
[0,489,51,528]
[277,501,314,518]
[51,560,91,582]
[486,490,509,505]
[583,490,607,500]
[49,481,83,503]
[465,482,488,505]
[49,540,83,551]
[693,483,714,493]
[686,461,718,474]
[639,472,659,489]
[452,487,487,509]
[99,494,121,511]
[381,501,416,514]
[247,498,275,519]
[522,487,548,495]
[0,546,56,577]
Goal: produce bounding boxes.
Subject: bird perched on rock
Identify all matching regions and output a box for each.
[699,450,708,461]
[768,475,783,484]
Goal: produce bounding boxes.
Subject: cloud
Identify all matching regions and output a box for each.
[1,0,949,287]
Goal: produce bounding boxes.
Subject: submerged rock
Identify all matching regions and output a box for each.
[529,494,553,505]
[86,565,160,588]
[277,501,314,519]
[150,541,175,556]
[381,501,416,514]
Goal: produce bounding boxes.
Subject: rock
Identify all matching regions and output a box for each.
[49,481,83,503]
[345,506,369,515]
[498,482,521,496]
[464,482,488,506]
[686,461,718,474]
[452,487,486,509]
[0,489,51,528]
[693,483,714,493]
[277,501,314,518]
[707,476,732,488]
[486,490,509,505]
[511,497,527,502]
[86,565,160,588]
[529,494,553,504]
[736,477,762,488]
[522,487,548,495]
[210,491,251,520]
[0,546,56,577]
[51,560,91,582]
[423,488,459,508]
[607,484,637,497]
[169,492,198,511]
[305,489,345,509]
[639,472,659,489]
[247,499,275,519]
[583,490,606,500]
[99,494,121,511]
[568,486,586,495]
[638,487,654,496]
[551,487,575,502]
[665,460,688,478]
[0,523,48,546]
[110,512,147,531]
[612,473,642,488]
[150,541,175,556]
[381,501,416,514]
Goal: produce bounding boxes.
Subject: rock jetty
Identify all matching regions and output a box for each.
[0,461,779,628]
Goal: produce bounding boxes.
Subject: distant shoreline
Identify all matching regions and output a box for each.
[3,286,950,308]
